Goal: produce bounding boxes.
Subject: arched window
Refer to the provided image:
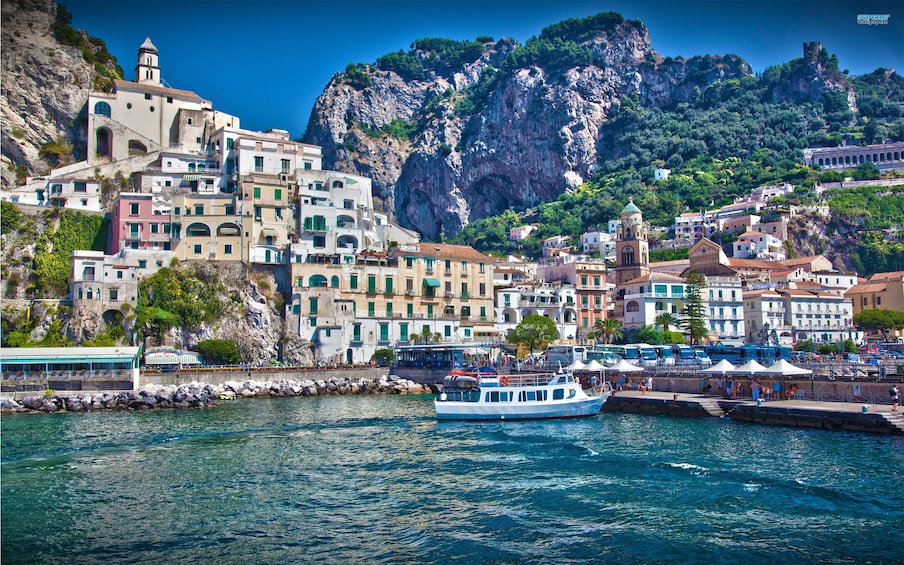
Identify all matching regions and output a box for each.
[198,164,205,172]
[93,101,112,117]
[626,301,639,313]
[622,246,635,265]
[330,276,339,288]
[188,163,196,172]
[332,180,344,188]
[309,275,327,287]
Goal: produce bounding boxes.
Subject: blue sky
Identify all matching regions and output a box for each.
[60,0,904,138]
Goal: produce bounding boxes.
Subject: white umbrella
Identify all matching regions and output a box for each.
[584,359,605,372]
[609,359,644,372]
[765,359,812,376]
[565,360,586,371]
[731,360,769,375]
[701,359,736,374]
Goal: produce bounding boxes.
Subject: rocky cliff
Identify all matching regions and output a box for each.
[0,0,118,188]
[303,14,759,240]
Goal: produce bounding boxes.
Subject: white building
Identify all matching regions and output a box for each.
[654,168,671,181]
[733,230,786,261]
[495,282,578,342]
[777,289,859,346]
[620,272,687,331]
[509,225,536,241]
[70,248,174,316]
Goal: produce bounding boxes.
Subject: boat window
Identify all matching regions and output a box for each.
[553,389,565,400]
[557,376,567,384]
[568,390,577,399]
[526,391,536,401]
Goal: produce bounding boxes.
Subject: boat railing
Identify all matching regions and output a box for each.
[502,373,558,387]
[586,381,613,397]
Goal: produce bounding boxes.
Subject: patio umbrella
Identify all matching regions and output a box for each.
[609,359,644,372]
[565,360,586,371]
[701,359,736,374]
[584,359,605,372]
[730,360,769,375]
[764,359,812,376]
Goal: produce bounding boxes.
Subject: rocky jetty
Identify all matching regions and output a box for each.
[0,374,427,414]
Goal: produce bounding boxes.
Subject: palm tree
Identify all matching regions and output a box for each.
[655,312,679,334]
[590,317,624,344]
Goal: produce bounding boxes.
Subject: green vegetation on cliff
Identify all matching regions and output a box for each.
[32,209,107,297]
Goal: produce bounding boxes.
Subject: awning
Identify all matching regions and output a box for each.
[423,278,441,287]
[182,174,200,181]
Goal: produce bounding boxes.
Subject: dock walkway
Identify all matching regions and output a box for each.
[605,390,904,435]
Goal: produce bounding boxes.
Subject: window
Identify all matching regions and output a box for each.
[581,275,588,286]
[385,277,393,294]
[594,276,601,287]
[407,303,414,317]
[309,297,318,315]
[254,206,262,221]
[281,159,290,173]
[253,187,261,199]
[400,324,409,342]
[479,283,486,296]
[193,244,202,254]
[350,275,358,289]
[94,101,111,116]
[254,156,264,172]
[138,260,147,269]
[406,257,414,268]
[117,271,123,279]
[129,202,140,215]
[368,302,375,317]
[379,323,389,342]
[274,188,282,201]
[225,204,235,215]
[353,324,361,342]
[479,263,485,274]
[480,306,486,319]
[461,282,469,297]
[386,303,393,317]
[194,205,203,216]
[144,93,152,100]
[224,244,233,255]
[367,275,377,293]
[109,289,118,300]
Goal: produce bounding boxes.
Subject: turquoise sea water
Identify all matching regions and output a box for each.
[2,395,903,565]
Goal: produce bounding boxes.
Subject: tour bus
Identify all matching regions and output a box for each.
[588,345,642,367]
[704,345,792,365]
[672,345,698,366]
[653,345,676,366]
[635,344,659,367]
[545,345,588,367]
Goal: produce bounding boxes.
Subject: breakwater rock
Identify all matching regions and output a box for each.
[0,374,427,414]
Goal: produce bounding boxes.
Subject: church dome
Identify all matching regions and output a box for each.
[621,198,641,215]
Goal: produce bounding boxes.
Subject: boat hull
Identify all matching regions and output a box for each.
[435,392,610,421]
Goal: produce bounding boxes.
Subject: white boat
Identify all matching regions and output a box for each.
[434,367,612,421]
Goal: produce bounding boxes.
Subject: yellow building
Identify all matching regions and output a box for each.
[288,243,495,364]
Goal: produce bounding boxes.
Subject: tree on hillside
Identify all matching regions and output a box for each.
[682,270,710,345]
[509,314,558,355]
[197,339,241,365]
[853,309,904,341]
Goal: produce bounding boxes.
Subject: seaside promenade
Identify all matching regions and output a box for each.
[606,389,904,435]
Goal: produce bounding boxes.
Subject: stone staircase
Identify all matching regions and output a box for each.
[695,397,726,417]
[881,411,904,433]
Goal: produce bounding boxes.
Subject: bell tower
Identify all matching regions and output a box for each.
[136,36,161,86]
[614,198,649,286]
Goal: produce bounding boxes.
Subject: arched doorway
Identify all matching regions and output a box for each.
[95,127,113,161]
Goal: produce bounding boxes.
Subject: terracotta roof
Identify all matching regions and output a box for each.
[727,258,779,270]
[742,289,781,298]
[114,79,205,103]
[845,283,887,295]
[622,271,686,285]
[869,271,904,282]
[782,255,825,267]
[404,243,490,262]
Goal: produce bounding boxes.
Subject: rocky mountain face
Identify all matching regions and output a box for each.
[303,17,766,240]
[0,0,97,187]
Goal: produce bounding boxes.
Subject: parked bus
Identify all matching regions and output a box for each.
[635,344,659,368]
[653,345,676,366]
[596,345,642,366]
[671,345,698,366]
[704,345,791,365]
[545,345,588,367]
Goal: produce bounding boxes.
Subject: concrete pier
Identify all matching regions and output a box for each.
[604,390,904,435]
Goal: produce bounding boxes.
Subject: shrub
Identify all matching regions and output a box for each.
[197,339,241,365]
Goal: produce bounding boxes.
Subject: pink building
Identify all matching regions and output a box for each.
[109,193,172,254]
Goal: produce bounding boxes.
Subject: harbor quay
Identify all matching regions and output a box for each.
[605,390,904,435]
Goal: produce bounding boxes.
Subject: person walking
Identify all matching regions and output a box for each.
[891,384,900,412]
